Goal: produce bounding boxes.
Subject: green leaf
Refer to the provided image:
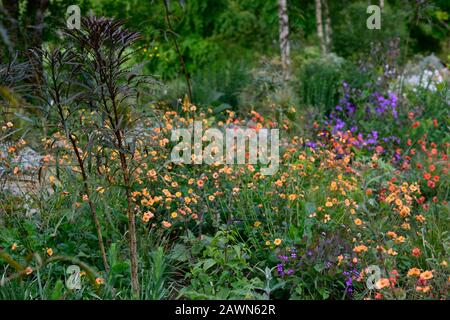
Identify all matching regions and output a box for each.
[203,258,217,271]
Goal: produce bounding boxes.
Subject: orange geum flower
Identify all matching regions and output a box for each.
[46,248,53,256]
[387,248,398,256]
[415,285,430,293]
[400,206,411,218]
[375,278,390,289]
[162,221,172,228]
[412,247,421,257]
[415,215,426,223]
[142,212,154,222]
[330,181,338,191]
[420,270,433,280]
[401,224,411,232]
[395,236,405,244]
[353,245,368,253]
[387,231,397,238]
[407,268,421,277]
[11,243,17,251]
[288,194,297,201]
[273,238,282,246]
[354,218,363,226]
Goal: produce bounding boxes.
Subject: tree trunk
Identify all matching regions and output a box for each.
[315,0,326,54]
[278,0,290,80]
[323,0,332,52]
[380,0,384,9]
[1,0,20,57]
[25,0,49,85]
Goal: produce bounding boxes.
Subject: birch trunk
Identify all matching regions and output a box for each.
[278,0,291,79]
[315,0,326,54]
[323,0,332,52]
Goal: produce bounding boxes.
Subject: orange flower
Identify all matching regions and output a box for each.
[273,238,282,246]
[412,247,421,257]
[330,181,338,191]
[142,211,154,223]
[415,215,426,223]
[162,220,172,228]
[95,277,105,285]
[375,278,390,289]
[416,286,430,293]
[423,172,431,180]
[353,245,368,253]
[387,231,397,238]
[354,218,362,226]
[420,270,433,280]
[387,248,398,256]
[407,268,421,277]
[11,243,17,251]
[394,236,405,244]
[399,206,411,217]
[46,248,53,256]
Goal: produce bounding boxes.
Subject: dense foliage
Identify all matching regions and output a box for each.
[0,0,449,300]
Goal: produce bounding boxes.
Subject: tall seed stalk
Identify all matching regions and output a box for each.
[38,48,110,272]
[66,17,152,297]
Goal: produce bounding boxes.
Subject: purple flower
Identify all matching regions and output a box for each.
[277,263,284,276]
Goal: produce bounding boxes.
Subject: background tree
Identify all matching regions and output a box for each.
[278,0,291,79]
[315,0,326,54]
